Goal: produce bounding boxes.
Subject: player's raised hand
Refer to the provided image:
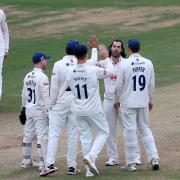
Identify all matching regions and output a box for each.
[88,35,98,48]
[98,44,109,59]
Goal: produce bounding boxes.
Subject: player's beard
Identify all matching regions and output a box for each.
[111,50,121,58]
[42,64,46,70]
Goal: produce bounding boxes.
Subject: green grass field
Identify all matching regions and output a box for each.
[0,0,180,179]
[0,0,180,113]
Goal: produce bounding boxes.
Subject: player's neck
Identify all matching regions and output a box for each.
[34,64,43,70]
[77,59,86,64]
[111,56,120,64]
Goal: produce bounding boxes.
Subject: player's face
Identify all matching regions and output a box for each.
[110,41,123,58]
[42,59,47,70]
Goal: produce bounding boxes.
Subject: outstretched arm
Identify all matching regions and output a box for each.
[149,63,155,111]
[50,63,60,108]
[96,43,110,67]
[87,35,98,65]
[96,44,115,79]
[40,75,50,112]
[21,80,26,108]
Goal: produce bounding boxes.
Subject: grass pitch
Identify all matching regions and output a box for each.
[0,0,180,179]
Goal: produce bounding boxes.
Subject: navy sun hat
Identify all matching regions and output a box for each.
[127,39,140,51]
[32,52,50,64]
[74,44,88,58]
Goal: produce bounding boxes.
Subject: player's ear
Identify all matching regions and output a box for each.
[40,59,44,66]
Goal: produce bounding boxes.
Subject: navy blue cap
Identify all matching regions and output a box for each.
[66,40,80,55]
[127,39,140,51]
[74,44,88,58]
[32,52,50,64]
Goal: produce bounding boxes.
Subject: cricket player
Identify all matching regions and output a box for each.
[40,36,98,176]
[115,39,160,171]
[21,52,50,170]
[97,39,141,166]
[67,44,115,177]
[0,9,9,101]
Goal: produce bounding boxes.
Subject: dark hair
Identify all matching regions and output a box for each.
[66,47,74,55]
[130,48,140,53]
[108,39,126,58]
[74,44,88,59]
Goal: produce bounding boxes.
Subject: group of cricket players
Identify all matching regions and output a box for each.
[0,7,160,178]
[21,34,160,177]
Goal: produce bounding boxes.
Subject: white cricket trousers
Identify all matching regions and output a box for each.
[23,109,48,163]
[103,99,141,164]
[46,104,78,168]
[120,107,159,164]
[0,55,4,99]
[76,111,109,161]
[103,98,120,162]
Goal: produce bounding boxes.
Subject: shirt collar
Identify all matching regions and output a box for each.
[77,63,87,67]
[33,68,43,72]
[129,53,141,58]
[110,56,122,64]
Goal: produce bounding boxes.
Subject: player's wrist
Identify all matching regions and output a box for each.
[21,105,25,109]
[104,56,109,60]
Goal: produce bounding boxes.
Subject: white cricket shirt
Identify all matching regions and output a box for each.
[50,48,98,107]
[67,58,115,116]
[0,9,9,56]
[22,68,50,111]
[99,56,126,100]
[115,53,155,108]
